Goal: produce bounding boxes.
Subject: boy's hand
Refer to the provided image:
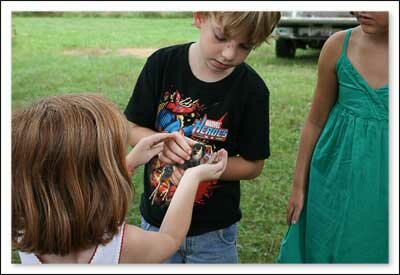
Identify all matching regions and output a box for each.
[170,167,185,186]
[185,149,228,182]
[159,132,197,165]
[126,132,173,174]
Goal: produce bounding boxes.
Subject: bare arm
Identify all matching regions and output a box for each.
[127,122,158,147]
[129,121,194,163]
[170,155,265,184]
[220,156,264,181]
[129,122,264,182]
[120,150,228,263]
[286,31,344,224]
[120,171,201,263]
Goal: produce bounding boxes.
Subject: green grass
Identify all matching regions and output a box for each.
[11,15,319,264]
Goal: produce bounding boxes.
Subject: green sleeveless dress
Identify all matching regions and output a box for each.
[277,29,388,263]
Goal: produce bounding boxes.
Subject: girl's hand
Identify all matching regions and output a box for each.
[185,149,228,182]
[159,132,197,165]
[286,185,305,225]
[126,133,174,174]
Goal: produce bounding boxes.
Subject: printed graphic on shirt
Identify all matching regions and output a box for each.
[148,88,229,207]
[192,114,228,142]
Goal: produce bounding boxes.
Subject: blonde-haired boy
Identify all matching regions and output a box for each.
[125,11,281,263]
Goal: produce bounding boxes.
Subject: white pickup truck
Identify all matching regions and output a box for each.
[274,11,359,58]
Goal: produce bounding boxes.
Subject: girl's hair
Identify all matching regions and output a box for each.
[12,94,132,256]
[200,11,281,48]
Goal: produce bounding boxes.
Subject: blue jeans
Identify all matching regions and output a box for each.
[141,217,239,263]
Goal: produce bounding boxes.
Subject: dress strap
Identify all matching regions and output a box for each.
[90,221,126,264]
[341,29,353,57]
[18,251,42,264]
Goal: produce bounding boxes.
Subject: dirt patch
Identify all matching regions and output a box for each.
[116,48,157,58]
[63,48,112,56]
[63,48,157,58]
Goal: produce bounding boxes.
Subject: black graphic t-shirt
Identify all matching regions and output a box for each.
[124,43,270,236]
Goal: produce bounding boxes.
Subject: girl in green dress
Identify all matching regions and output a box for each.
[277,12,388,263]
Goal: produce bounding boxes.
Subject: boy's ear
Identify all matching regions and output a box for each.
[193,12,206,28]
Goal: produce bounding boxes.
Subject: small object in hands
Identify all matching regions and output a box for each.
[160,164,174,182]
[179,142,206,169]
[149,143,206,205]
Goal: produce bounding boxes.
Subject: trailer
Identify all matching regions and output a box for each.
[274,11,359,58]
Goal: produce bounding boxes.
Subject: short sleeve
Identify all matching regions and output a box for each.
[238,82,270,160]
[124,56,159,129]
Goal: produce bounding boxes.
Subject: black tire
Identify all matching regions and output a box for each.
[275,39,296,58]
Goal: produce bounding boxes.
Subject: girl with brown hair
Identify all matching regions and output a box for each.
[12,93,227,263]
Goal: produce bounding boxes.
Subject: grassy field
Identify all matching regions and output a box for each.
[11,14,319,264]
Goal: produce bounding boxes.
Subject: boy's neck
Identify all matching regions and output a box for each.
[188,42,236,83]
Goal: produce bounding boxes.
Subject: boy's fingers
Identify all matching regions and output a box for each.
[175,167,184,177]
[148,132,173,146]
[167,136,191,160]
[158,153,175,164]
[151,143,164,151]
[170,167,185,185]
[183,136,198,147]
[149,143,164,156]
[171,132,192,154]
[170,173,178,185]
[164,142,187,164]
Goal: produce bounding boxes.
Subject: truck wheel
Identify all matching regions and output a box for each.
[276,39,296,58]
